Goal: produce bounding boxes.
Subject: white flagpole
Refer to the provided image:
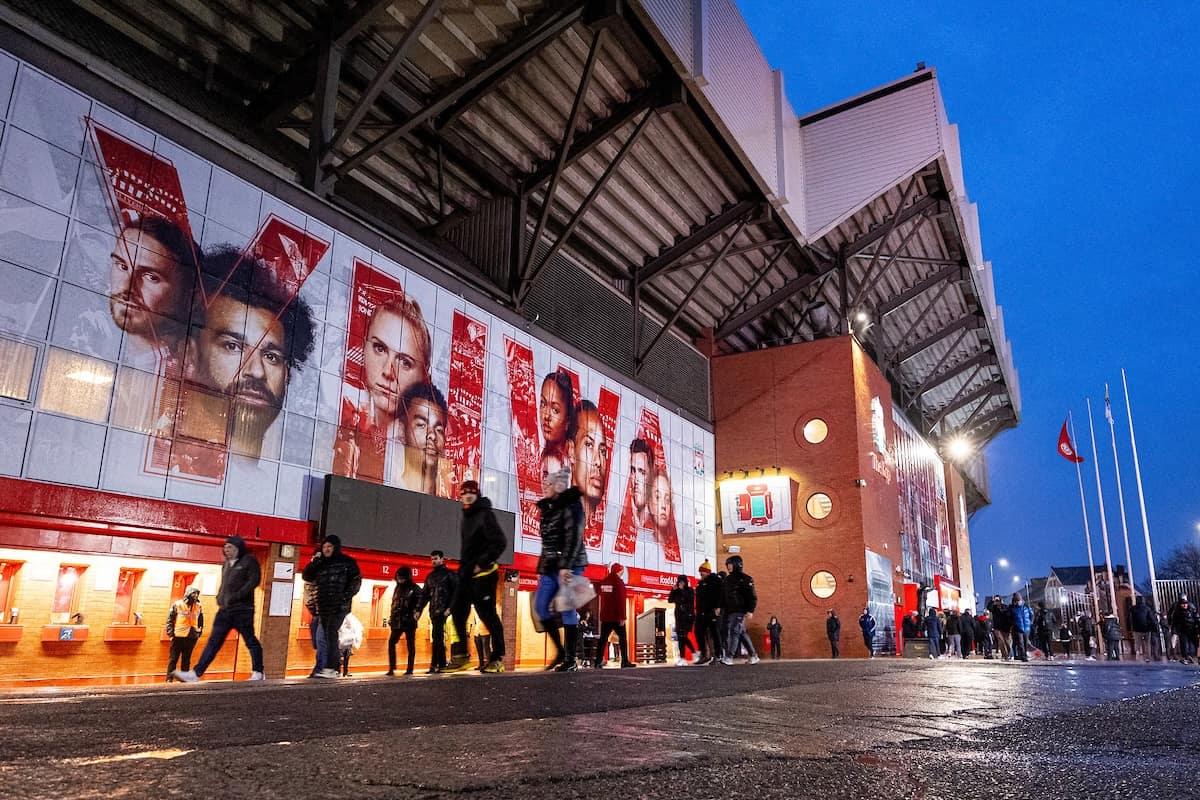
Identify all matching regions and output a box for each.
[1069,412,1103,626]
[1123,368,1163,649]
[1086,398,1119,616]
[1104,384,1136,596]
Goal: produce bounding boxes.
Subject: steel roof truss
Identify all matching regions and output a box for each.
[909,351,995,408]
[331,1,590,180]
[515,106,654,307]
[635,218,749,374]
[956,385,1003,433]
[926,366,985,434]
[878,262,964,317]
[637,199,760,285]
[895,314,982,365]
[848,212,930,312]
[841,193,944,258]
[716,242,794,330]
[302,36,342,193]
[846,177,918,308]
[885,277,957,360]
[714,250,835,340]
[325,0,443,160]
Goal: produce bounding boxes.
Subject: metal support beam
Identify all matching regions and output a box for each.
[957,385,1002,432]
[716,242,794,329]
[332,1,588,180]
[672,238,791,271]
[515,106,653,308]
[838,251,850,334]
[842,193,944,258]
[968,411,1017,444]
[326,0,442,159]
[960,408,1016,438]
[894,315,982,364]
[517,28,606,295]
[635,219,749,373]
[714,249,835,340]
[926,366,986,433]
[848,211,930,311]
[523,82,677,191]
[851,254,962,267]
[908,351,995,407]
[878,263,964,316]
[636,199,759,285]
[303,37,342,194]
[845,178,917,310]
[886,277,957,359]
[905,328,971,408]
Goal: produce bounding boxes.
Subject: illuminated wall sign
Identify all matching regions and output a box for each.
[719,476,793,534]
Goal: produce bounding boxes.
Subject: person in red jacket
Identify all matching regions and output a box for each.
[595,563,635,668]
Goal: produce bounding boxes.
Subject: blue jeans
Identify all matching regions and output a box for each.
[318,610,347,672]
[193,606,263,677]
[724,613,748,658]
[534,568,584,626]
[310,616,328,672]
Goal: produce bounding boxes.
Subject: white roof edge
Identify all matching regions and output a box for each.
[798,67,939,125]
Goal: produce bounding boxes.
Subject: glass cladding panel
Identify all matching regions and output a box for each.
[0,336,36,400]
[9,67,90,154]
[0,189,67,274]
[0,403,32,476]
[0,126,79,215]
[38,347,115,422]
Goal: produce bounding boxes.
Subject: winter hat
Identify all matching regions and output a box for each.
[698,560,712,574]
[224,535,246,556]
[322,534,342,549]
[396,566,412,581]
[609,562,624,576]
[184,584,200,597]
[460,479,480,495]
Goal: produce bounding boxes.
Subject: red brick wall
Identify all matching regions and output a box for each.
[712,336,905,659]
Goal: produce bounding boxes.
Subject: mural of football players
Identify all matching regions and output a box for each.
[629,437,654,530]
[335,297,432,482]
[570,399,609,519]
[393,382,447,495]
[109,215,198,368]
[539,370,576,467]
[649,467,681,560]
[181,246,315,459]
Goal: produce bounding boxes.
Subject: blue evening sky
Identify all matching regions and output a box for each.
[736,2,1200,600]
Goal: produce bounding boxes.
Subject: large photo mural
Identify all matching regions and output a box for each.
[0,52,715,576]
[891,408,951,585]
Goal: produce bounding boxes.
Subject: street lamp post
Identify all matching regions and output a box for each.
[989,558,1009,597]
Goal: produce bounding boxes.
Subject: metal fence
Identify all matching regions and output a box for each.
[1153,580,1200,612]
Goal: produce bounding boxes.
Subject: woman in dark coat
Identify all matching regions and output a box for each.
[766,615,783,659]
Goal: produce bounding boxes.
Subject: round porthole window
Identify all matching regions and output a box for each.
[810,570,836,598]
[802,418,828,444]
[806,492,833,520]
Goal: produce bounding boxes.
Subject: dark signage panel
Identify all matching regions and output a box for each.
[322,475,515,563]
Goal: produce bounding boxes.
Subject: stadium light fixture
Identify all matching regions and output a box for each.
[947,436,973,460]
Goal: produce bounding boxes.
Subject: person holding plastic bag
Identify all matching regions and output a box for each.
[338,612,363,677]
[535,466,587,671]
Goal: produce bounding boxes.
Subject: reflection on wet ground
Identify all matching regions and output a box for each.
[2,659,1197,799]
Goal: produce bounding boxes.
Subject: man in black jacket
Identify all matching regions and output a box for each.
[175,535,264,682]
[417,550,458,673]
[720,555,758,665]
[694,560,723,665]
[444,480,508,673]
[301,534,362,679]
[386,566,421,676]
[1129,596,1157,662]
[827,610,841,658]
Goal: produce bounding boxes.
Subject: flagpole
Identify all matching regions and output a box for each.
[1123,368,1163,651]
[1085,398,1119,616]
[1104,384,1136,598]
[1069,412,1103,626]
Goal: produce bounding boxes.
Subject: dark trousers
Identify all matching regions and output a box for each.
[1011,630,1030,661]
[167,635,198,678]
[862,632,874,655]
[829,637,840,658]
[597,621,629,665]
[1037,631,1054,658]
[451,569,504,660]
[695,612,722,660]
[429,613,448,669]
[770,636,780,659]
[193,606,263,677]
[340,648,352,675]
[388,626,416,673]
[319,611,348,673]
[676,621,696,658]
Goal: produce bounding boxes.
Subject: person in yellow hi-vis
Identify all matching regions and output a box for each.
[165,585,204,682]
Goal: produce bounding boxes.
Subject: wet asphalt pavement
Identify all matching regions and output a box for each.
[2,658,1199,799]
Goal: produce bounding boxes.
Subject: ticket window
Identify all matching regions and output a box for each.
[51,564,87,624]
[0,561,22,623]
[113,568,146,624]
[169,571,198,603]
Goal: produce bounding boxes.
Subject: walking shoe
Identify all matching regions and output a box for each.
[674,657,686,667]
[620,661,637,668]
[314,668,340,679]
[482,659,505,673]
[442,655,474,673]
[427,667,441,674]
[248,671,265,681]
[403,670,413,675]
[720,656,734,666]
[544,656,564,672]
[173,669,198,683]
[554,661,579,672]
[748,655,761,665]
[385,670,395,676]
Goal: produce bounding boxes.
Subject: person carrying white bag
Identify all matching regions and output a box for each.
[535,466,589,672]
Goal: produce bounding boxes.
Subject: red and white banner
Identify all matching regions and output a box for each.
[614,408,680,561]
[504,337,542,540]
[444,310,488,491]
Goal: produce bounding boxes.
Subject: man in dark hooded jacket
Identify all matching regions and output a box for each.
[302,534,362,679]
[416,550,458,673]
[534,466,587,671]
[444,480,508,673]
[720,555,758,665]
[694,560,723,664]
[175,535,264,682]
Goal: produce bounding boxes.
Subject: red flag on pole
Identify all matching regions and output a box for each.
[1057,419,1084,463]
